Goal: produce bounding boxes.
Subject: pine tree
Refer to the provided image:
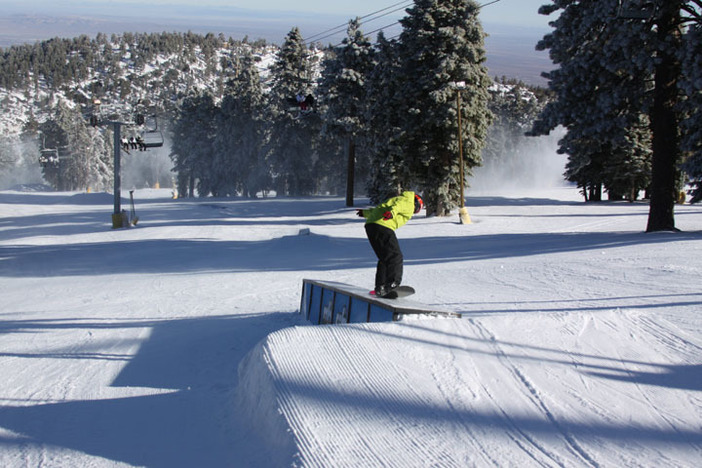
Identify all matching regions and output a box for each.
[535,0,700,229]
[170,91,217,197]
[680,21,702,203]
[317,18,375,205]
[603,115,652,201]
[560,131,605,202]
[38,117,68,191]
[215,49,268,197]
[364,32,407,204]
[533,0,655,202]
[38,101,110,191]
[266,27,320,196]
[397,0,492,216]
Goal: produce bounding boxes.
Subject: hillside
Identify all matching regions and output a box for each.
[0,30,549,195]
[0,32,278,136]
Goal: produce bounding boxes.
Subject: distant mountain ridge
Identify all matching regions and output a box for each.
[0,7,550,86]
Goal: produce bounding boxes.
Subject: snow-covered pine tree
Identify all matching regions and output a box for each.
[38,101,111,191]
[56,106,86,191]
[536,0,702,229]
[534,0,653,201]
[85,121,112,192]
[397,0,492,216]
[533,0,655,203]
[602,114,652,201]
[266,27,320,196]
[559,131,605,201]
[215,49,267,197]
[317,18,375,205]
[364,32,408,204]
[170,91,217,197]
[680,21,702,203]
[37,118,65,191]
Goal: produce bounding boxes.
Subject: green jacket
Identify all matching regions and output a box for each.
[363,191,416,231]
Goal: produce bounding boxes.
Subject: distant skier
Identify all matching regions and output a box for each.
[356,190,423,297]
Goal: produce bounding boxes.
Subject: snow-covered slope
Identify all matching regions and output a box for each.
[1,186,700,467]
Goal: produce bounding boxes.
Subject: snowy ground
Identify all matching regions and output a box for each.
[1,186,701,467]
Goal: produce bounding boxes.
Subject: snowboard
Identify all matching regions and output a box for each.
[370,285,415,300]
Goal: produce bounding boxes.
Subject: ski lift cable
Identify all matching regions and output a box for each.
[304,1,414,43]
[306,0,504,46]
[358,4,414,29]
[256,0,506,89]
[316,6,405,41]
[304,6,411,45]
[328,0,505,48]
[480,0,503,9]
[258,0,507,85]
[358,22,404,42]
[303,0,412,42]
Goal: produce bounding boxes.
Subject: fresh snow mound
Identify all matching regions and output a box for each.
[237,315,702,467]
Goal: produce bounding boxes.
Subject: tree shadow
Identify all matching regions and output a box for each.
[447,292,702,316]
[587,364,702,391]
[0,312,301,467]
[381,322,702,392]
[467,195,583,207]
[2,229,701,278]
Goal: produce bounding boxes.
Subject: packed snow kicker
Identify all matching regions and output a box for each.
[1,186,701,467]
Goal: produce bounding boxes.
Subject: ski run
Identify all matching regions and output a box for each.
[1,185,701,467]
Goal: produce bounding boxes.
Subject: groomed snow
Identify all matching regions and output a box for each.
[1,186,701,467]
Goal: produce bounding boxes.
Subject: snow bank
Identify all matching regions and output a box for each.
[236,332,299,466]
[237,312,702,467]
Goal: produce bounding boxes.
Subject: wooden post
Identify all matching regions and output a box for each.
[346,138,355,207]
[452,82,471,224]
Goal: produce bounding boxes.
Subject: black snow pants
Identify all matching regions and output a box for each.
[364,222,403,290]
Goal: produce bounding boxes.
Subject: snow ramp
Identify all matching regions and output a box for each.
[235,311,702,467]
[236,321,479,467]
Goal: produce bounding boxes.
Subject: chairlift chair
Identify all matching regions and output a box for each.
[618,0,656,20]
[141,115,164,148]
[286,94,315,116]
[39,148,59,167]
[141,129,164,149]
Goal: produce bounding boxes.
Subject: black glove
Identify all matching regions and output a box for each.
[356,209,364,217]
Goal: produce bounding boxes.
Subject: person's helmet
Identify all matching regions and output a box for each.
[414,194,424,214]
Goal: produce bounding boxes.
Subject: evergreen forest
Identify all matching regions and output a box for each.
[1,0,701,229]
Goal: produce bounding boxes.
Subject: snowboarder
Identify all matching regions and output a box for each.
[356,190,423,297]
